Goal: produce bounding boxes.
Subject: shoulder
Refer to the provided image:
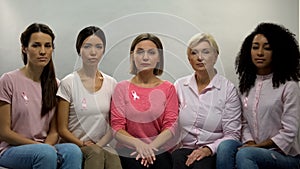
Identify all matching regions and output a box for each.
[214,74,236,88]
[174,74,193,86]
[0,69,21,83]
[102,72,117,85]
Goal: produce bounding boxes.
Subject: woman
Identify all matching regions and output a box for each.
[110,33,179,169]
[217,22,300,169]
[172,33,241,169]
[57,26,122,169]
[0,23,82,169]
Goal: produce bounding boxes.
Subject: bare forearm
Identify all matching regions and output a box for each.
[150,129,172,149]
[96,130,113,147]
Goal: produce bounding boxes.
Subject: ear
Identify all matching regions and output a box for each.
[21,46,27,53]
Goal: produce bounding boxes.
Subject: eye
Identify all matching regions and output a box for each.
[31,43,40,48]
[264,45,272,51]
[96,44,103,49]
[201,49,210,55]
[147,49,157,55]
[136,50,144,55]
[191,50,198,55]
[83,44,91,49]
[45,43,52,48]
[251,45,259,50]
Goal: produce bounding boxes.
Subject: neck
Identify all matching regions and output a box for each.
[22,65,43,82]
[195,69,216,85]
[79,66,98,78]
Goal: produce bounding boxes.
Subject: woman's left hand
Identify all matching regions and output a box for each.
[185,146,212,166]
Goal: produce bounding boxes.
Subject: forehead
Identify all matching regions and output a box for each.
[252,34,268,43]
[83,35,103,44]
[135,40,157,49]
[29,32,52,42]
[191,41,211,50]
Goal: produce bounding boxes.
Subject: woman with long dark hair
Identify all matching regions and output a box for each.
[0,23,82,169]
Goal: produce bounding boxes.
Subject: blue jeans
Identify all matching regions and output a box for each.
[216,139,242,169]
[236,147,300,169]
[0,143,82,169]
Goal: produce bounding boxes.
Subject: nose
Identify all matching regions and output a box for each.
[142,53,149,60]
[257,47,264,56]
[90,46,97,55]
[39,46,46,55]
[197,53,204,61]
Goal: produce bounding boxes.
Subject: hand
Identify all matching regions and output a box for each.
[130,141,158,167]
[83,140,95,147]
[239,140,257,149]
[185,147,212,166]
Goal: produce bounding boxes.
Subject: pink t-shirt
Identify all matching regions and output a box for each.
[110,80,178,149]
[0,69,55,153]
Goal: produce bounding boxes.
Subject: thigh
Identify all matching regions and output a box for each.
[237,147,300,169]
[104,146,122,169]
[55,143,82,169]
[151,151,172,169]
[0,144,57,169]
[171,148,194,169]
[192,155,216,169]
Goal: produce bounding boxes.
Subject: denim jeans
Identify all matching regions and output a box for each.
[0,143,82,169]
[236,147,300,169]
[216,139,242,169]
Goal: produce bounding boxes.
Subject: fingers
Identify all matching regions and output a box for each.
[185,149,207,166]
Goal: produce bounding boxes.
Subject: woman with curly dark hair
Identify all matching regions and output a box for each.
[216,22,300,169]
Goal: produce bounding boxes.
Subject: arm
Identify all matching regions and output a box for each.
[96,128,113,147]
[0,101,38,145]
[57,98,83,147]
[44,111,59,145]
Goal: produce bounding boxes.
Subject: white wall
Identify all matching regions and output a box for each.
[0,0,298,85]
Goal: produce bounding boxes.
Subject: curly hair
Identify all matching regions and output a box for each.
[235,22,300,95]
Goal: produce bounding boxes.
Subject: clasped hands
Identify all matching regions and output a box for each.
[131,141,158,167]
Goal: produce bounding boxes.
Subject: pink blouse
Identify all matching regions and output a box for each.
[110,80,179,149]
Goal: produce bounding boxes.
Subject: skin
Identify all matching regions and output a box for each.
[0,32,58,146]
[239,34,276,149]
[184,41,217,166]
[251,34,273,75]
[115,40,173,167]
[57,34,112,148]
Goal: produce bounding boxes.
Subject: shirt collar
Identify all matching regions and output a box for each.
[183,72,221,90]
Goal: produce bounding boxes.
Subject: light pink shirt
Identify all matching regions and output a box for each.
[110,80,178,149]
[174,73,241,154]
[0,69,55,153]
[241,74,300,156]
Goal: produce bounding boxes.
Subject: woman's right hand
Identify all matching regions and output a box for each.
[130,140,158,167]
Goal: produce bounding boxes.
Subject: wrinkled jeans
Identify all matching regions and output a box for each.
[216,139,300,169]
[0,143,82,169]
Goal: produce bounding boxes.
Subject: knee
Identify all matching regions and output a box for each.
[34,144,57,163]
[236,147,254,161]
[171,149,185,162]
[63,143,82,159]
[217,139,241,154]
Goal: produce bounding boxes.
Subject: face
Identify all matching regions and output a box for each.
[188,41,217,72]
[132,40,160,73]
[80,35,104,66]
[23,32,53,68]
[251,34,272,75]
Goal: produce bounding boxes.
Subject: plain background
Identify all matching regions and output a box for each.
[0,0,299,85]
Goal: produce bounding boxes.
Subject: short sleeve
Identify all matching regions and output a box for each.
[0,73,13,104]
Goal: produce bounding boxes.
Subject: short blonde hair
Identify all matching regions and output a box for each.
[187,33,219,55]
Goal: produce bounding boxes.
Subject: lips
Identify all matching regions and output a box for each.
[37,57,48,61]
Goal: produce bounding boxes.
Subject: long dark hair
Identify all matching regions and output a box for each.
[20,23,58,117]
[235,22,300,95]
